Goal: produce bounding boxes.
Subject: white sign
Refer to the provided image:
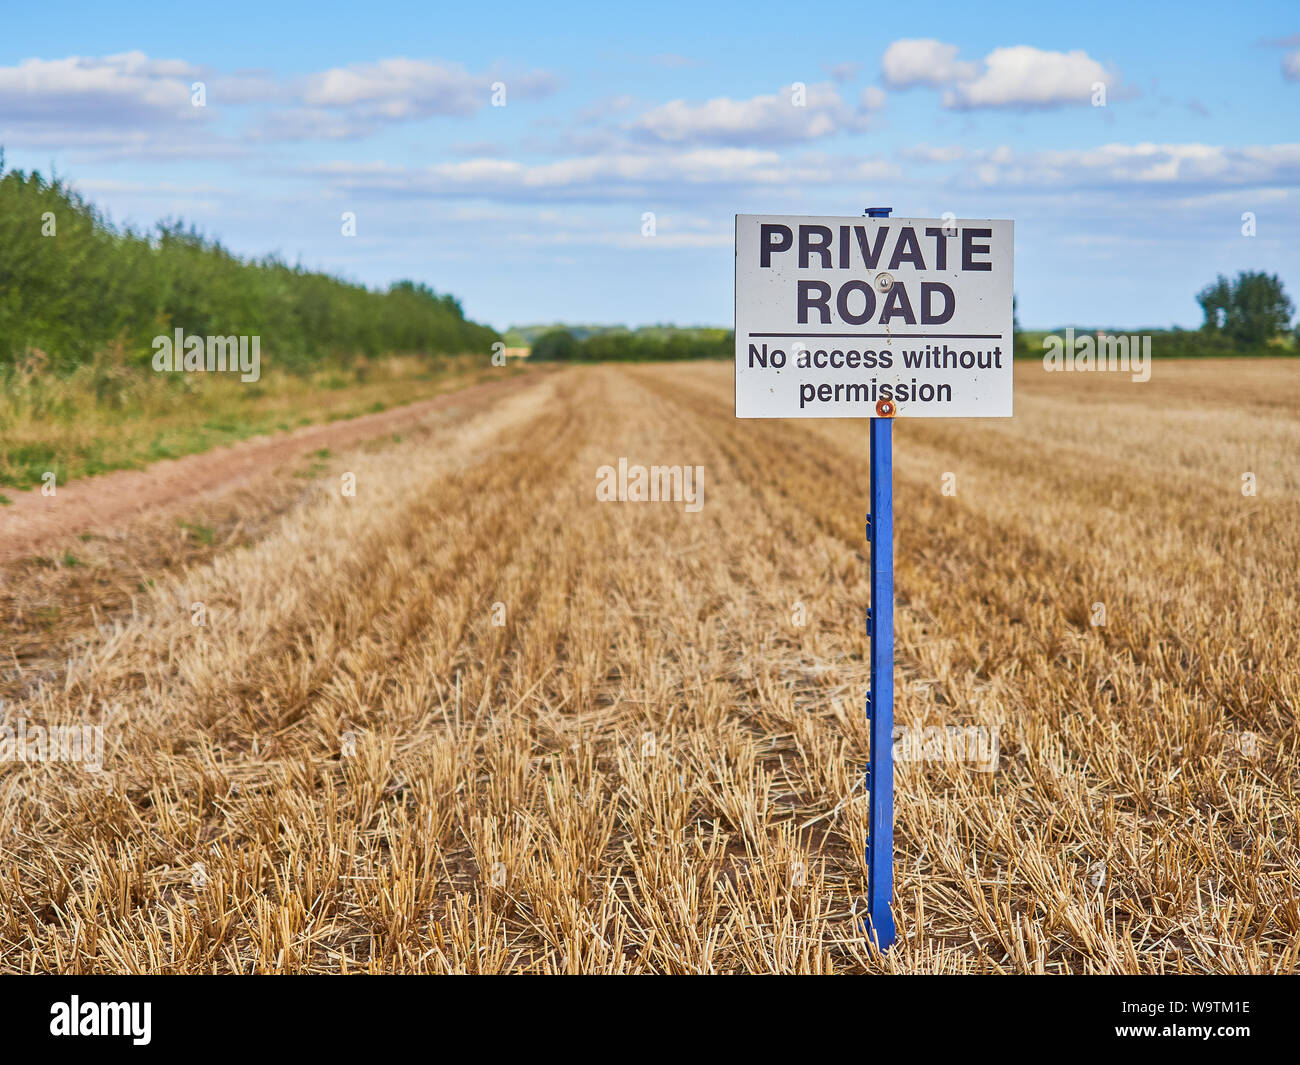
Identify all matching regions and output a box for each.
[735,214,1014,418]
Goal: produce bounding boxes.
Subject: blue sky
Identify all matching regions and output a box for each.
[2,0,1297,330]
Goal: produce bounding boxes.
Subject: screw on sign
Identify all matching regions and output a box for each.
[734,207,1014,949]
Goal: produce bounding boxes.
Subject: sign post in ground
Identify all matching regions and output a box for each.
[734,208,1014,949]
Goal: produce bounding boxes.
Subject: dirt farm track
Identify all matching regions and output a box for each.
[1,358,1297,973]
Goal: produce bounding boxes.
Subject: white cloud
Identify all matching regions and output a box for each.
[945,46,1111,110]
[302,58,479,116]
[0,51,205,128]
[860,86,887,110]
[1284,50,1300,81]
[252,58,560,140]
[301,58,556,118]
[0,51,561,148]
[309,147,899,201]
[628,82,878,145]
[899,144,971,163]
[882,39,1116,110]
[882,39,979,88]
[950,141,1300,188]
[503,215,733,250]
[309,137,1300,205]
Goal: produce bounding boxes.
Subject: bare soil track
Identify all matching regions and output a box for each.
[0,373,538,565]
[0,359,1297,974]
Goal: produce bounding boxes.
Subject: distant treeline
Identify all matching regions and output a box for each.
[1016,328,1295,359]
[1144,328,1290,358]
[529,326,732,362]
[0,154,499,374]
[1016,271,1296,358]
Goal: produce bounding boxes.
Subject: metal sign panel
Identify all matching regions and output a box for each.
[735,214,1014,418]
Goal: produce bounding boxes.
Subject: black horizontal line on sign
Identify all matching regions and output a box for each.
[747,332,1003,339]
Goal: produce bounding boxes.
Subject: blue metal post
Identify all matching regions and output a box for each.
[866,416,896,949]
[864,206,896,950]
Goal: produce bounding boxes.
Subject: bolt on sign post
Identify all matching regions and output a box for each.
[734,209,1014,949]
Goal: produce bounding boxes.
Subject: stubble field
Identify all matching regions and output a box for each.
[1,358,1297,973]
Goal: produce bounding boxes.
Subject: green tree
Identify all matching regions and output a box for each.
[1012,293,1030,358]
[530,328,580,362]
[1197,272,1293,347]
[1196,275,1231,332]
[0,154,498,373]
